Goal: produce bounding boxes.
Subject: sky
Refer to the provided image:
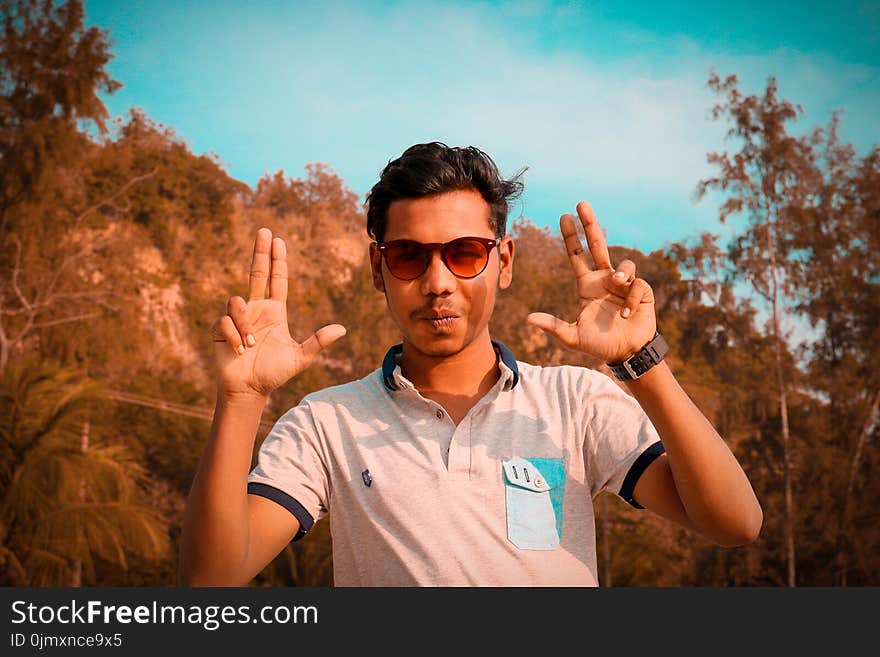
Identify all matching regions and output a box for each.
[83,0,880,255]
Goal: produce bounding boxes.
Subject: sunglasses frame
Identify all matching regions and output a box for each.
[375,236,502,281]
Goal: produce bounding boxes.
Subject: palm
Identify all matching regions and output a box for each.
[215,299,300,395]
[571,269,655,363]
[528,202,656,364]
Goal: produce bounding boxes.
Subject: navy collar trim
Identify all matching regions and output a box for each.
[381,340,520,391]
[381,344,404,391]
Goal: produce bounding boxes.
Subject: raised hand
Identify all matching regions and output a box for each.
[527,201,656,364]
[211,228,346,398]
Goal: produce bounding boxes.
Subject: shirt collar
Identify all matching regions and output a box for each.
[381,340,520,392]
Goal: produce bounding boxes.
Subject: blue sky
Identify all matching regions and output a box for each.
[83,0,879,254]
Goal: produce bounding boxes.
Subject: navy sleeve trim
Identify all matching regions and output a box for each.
[247,482,315,541]
[618,440,666,509]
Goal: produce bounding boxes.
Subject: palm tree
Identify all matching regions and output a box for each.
[0,359,169,585]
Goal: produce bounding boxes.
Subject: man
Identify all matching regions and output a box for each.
[179,142,762,586]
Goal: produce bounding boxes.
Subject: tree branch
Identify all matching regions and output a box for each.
[73,167,159,227]
[31,312,103,329]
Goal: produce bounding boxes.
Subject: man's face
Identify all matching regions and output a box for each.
[370,189,514,359]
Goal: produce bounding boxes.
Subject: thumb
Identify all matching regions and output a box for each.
[299,323,347,363]
[527,312,578,348]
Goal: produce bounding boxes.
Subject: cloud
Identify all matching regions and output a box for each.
[94,0,878,249]
[176,1,729,192]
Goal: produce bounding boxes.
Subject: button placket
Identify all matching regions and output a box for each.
[426,404,456,472]
[446,418,470,478]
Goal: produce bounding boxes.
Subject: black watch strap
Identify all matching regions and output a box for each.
[608,332,668,381]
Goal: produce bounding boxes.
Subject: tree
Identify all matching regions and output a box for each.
[250,163,362,238]
[0,167,156,374]
[0,1,160,375]
[0,360,169,585]
[0,0,119,236]
[666,231,803,585]
[785,116,880,584]
[696,72,818,586]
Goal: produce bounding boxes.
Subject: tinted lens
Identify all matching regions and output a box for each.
[381,237,495,280]
[443,238,490,278]
[384,241,430,279]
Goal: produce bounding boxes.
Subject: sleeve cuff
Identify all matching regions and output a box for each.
[618,440,665,509]
[247,482,315,541]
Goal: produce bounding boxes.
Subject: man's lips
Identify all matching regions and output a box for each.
[413,309,461,332]
[420,316,459,332]
[413,309,460,320]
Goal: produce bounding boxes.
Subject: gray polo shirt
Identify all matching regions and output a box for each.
[248,341,664,586]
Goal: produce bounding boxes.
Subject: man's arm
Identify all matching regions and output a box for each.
[528,201,762,547]
[179,393,301,586]
[178,228,345,586]
[626,362,762,546]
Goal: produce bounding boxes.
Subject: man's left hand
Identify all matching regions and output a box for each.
[527,201,656,364]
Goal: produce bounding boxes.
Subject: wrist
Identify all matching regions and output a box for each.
[216,388,269,410]
[608,332,668,381]
[621,358,671,390]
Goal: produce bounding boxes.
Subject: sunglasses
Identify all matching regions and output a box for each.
[375,236,501,280]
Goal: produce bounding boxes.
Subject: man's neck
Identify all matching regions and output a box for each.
[400,332,500,400]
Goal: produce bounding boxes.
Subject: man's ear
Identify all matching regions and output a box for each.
[369,242,385,292]
[498,236,515,290]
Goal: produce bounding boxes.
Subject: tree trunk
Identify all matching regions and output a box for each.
[835,388,880,585]
[71,417,89,587]
[774,330,795,587]
[767,220,796,587]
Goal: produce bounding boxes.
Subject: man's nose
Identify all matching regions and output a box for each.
[419,251,456,296]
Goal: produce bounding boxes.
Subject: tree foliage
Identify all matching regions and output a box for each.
[0,0,119,234]
[0,360,168,585]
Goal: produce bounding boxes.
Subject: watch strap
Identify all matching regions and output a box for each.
[608,332,668,380]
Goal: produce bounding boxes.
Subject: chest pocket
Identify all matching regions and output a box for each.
[501,457,566,550]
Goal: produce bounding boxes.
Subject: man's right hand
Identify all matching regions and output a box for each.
[211,227,347,399]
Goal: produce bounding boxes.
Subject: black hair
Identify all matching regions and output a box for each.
[365,142,525,242]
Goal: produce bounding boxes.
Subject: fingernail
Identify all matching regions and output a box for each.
[613,271,626,281]
[246,334,256,347]
[237,345,246,355]
[621,307,631,318]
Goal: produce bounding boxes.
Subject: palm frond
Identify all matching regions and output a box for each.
[1,360,171,586]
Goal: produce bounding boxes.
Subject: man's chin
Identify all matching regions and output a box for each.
[405,332,467,358]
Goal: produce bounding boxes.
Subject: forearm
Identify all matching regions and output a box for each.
[626,361,762,545]
[179,392,268,585]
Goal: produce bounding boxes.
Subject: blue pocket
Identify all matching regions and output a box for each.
[501,457,566,550]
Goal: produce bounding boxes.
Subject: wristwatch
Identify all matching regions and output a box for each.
[608,332,669,381]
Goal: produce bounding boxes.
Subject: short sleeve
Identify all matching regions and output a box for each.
[582,371,664,508]
[247,400,330,540]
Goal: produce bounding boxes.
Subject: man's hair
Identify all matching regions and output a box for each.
[365,142,525,242]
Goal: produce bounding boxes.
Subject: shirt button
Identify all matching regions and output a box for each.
[436,410,444,419]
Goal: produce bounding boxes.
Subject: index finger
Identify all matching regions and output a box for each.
[269,236,288,302]
[248,228,272,300]
[576,201,612,270]
[560,214,591,280]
